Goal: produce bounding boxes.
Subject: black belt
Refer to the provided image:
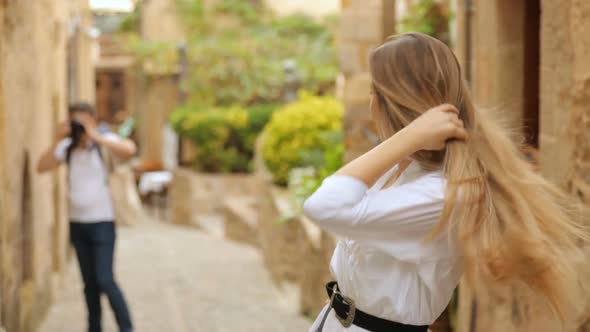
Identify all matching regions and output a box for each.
[324,281,429,332]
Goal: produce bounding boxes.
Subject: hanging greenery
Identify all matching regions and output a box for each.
[121,0,339,108]
[399,0,451,45]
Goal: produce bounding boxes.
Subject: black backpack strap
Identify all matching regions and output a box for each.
[65,140,77,165]
[66,142,114,175]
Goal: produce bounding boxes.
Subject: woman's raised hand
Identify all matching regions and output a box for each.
[403,104,468,151]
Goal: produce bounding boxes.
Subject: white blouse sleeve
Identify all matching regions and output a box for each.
[303,173,445,243]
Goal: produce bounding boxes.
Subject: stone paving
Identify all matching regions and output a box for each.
[39,218,311,332]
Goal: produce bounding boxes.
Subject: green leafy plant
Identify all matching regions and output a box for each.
[123,0,340,174]
[287,130,344,215]
[214,0,261,24]
[261,93,343,185]
[182,9,338,107]
[170,104,277,173]
[123,0,339,107]
[125,34,178,74]
[118,7,140,33]
[399,0,451,45]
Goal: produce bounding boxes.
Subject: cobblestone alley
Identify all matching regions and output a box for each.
[40,218,311,332]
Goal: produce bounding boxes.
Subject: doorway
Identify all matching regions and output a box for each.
[522,0,541,148]
[96,70,127,124]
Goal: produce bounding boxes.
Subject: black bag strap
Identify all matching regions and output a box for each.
[65,142,114,177]
[96,144,115,175]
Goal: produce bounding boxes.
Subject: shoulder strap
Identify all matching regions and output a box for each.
[65,142,115,175]
[95,144,115,175]
[65,141,76,165]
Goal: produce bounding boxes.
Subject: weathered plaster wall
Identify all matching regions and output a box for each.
[0,0,91,330]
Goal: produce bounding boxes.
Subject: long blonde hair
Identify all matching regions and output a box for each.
[370,32,587,319]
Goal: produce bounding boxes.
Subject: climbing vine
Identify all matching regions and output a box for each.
[399,0,451,45]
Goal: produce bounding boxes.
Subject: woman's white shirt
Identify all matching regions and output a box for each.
[304,161,463,331]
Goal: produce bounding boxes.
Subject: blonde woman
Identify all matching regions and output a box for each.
[304,33,586,332]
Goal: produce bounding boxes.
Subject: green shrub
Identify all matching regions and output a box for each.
[399,0,451,45]
[124,1,339,107]
[170,104,277,173]
[261,93,343,185]
[270,13,326,38]
[287,130,344,216]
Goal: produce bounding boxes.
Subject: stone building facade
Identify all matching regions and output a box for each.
[339,0,590,331]
[136,0,184,167]
[339,0,396,162]
[453,1,590,331]
[93,8,137,128]
[0,1,93,331]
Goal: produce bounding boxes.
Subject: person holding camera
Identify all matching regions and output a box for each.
[37,102,136,332]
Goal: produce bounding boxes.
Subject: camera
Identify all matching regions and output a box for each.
[70,120,85,141]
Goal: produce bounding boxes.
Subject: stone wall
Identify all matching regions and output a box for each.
[137,75,178,164]
[169,168,260,227]
[469,0,527,127]
[167,164,335,318]
[135,0,184,165]
[538,3,590,327]
[0,1,91,331]
[540,0,590,197]
[68,0,96,103]
[453,0,590,331]
[340,0,395,161]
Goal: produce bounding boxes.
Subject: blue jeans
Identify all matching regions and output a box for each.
[70,221,133,332]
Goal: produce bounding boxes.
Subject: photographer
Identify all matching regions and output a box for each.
[37,102,135,332]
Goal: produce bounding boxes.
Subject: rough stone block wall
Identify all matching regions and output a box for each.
[453,1,590,331]
[0,0,89,331]
[135,0,185,165]
[340,0,395,161]
[538,0,576,188]
[68,0,95,103]
[470,0,526,127]
[540,0,590,205]
[566,0,590,207]
[138,76,178,164]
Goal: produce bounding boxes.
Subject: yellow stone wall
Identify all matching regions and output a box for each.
[340,0,395,161]
[454,0,590,331]
[0,1,92,330]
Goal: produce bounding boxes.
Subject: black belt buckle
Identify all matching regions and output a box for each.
[335,293,356,327]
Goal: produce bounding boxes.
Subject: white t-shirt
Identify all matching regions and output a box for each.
[55,133,120,223]
[304,161,463,330]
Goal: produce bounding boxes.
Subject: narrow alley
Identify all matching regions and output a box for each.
[3,1,590,332]
[40,218,311,332]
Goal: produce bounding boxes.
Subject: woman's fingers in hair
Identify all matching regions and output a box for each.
[450,117,463,128]
[452,126,469,141]
[407,103,467,151]
[434,103,460,114]
[437,103,467,140]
